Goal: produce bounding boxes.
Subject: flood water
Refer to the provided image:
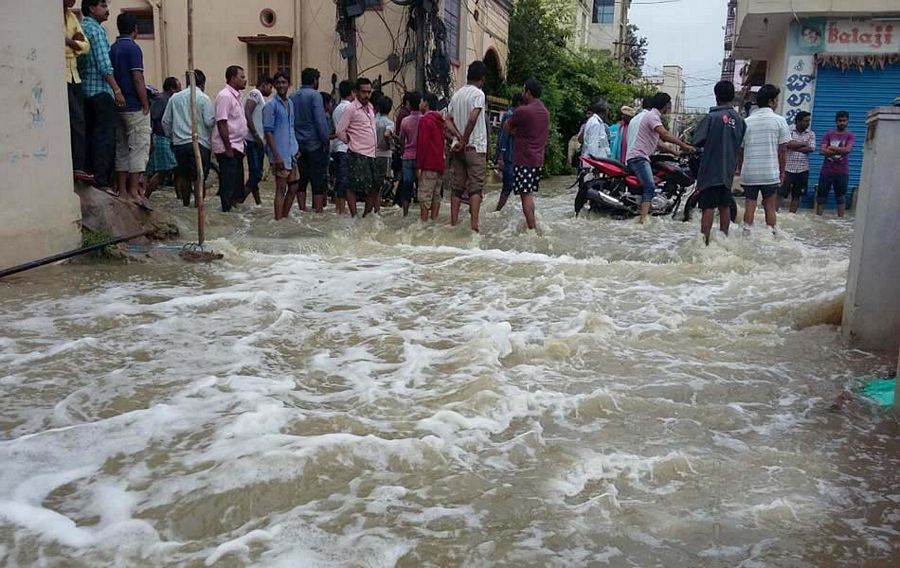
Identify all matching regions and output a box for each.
[1,179,898,567]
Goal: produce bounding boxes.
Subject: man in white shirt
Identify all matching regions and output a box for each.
[243,76,273,205]
[736,84,791,231]
[581,99,611,160]
[162,69,215,207]
[330,80,353,215]
[446,61,488,233]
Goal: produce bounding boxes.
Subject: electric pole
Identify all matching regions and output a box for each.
[348,17,358,81]
[415,1,426,93]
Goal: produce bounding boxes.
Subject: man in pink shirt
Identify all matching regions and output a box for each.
[336,77,378,218]
[625,92,694,223]
[212,65,249,212]
[398,91,422,217]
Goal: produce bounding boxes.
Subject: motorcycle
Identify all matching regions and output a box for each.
[574,153,698,218]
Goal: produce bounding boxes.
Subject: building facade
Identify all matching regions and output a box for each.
[733,0,900,207]
[86,0,510,103]
[567,0,630,58]
[643,65,686,133]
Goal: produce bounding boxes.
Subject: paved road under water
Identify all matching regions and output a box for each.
[1,179,898,567]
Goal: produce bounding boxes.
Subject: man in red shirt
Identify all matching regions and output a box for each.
[505,79,550,230]
[416,94,461,222]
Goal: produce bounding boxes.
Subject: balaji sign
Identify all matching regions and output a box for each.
[798,19,899,55]
[825,20,897,54]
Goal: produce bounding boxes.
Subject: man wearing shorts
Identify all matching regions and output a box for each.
[416,94,450,222]
[505,78,550,231]
[693,80,745,244]
[162,69,215,207]
[336,77,378,217]
[817,110,855,217]
[109,12,151,206]
[780,111,815,213]
[447,61,489,232]
[264,72,299,220]
[291,68,331,213]
[330,81,354,215]
[737,84,790,231]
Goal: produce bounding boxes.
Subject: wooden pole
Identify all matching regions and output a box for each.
[347,17,358,82]
[187,0,205,246]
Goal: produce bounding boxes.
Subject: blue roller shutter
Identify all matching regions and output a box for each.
[804,62,900,209]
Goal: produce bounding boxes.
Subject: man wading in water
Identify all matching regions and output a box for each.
[263,72,299,220]
[737,83,790,233]
[447,61,489,232]
[504,78,550,231]
[336,78,378,217]
[693,80,745,245]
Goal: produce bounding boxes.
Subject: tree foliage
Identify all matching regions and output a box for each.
[623,24,649,74]
[506,0,643,174]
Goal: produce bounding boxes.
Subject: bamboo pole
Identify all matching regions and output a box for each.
[187,0,205,246]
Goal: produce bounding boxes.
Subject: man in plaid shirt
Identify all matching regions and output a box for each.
[779,111,815,214]
[79,0,125,193]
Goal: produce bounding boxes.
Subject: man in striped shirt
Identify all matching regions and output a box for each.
[79,0,125,192]
[736,84,790,232]
[779,111,815,213]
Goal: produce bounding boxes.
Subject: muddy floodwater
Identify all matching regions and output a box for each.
[1,179,898,567]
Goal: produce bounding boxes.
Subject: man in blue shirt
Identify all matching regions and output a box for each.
[109,12,151,205]
[290,68,330,213]
[264,72,300,220]
[494,93,521,211]
[79,0,124,192]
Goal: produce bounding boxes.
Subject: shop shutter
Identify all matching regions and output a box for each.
[804,62,900,209]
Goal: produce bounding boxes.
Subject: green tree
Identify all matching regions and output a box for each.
[623,24,649,75]
[506,0,643,174]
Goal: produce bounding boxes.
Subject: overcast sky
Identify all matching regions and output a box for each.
[629,0,728,110]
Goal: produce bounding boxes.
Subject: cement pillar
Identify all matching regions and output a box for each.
[842,106,900,353]
[0,3,82,270]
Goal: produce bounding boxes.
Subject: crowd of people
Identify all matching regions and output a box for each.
[64,0,551,231]
[573,77,854,240]
[64,0,852,238]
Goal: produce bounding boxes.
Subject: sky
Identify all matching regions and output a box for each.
[628,0,728,110]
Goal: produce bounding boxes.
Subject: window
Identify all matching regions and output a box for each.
[593,0,614,25]
[250,48,291,84]
[256,51,271,83]
[122,9,154,38]
[445,0,461,61]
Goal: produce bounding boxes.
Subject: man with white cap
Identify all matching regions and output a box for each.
[610,105,636,163]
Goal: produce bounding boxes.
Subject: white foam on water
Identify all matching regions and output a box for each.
[0,187,894,565]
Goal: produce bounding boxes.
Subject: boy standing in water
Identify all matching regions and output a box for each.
[693,80,745,245]
[417,94,457,222]
[816,111,855,218]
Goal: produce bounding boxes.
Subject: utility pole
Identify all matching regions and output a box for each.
[415,1,426,93]
[347,17,358,81]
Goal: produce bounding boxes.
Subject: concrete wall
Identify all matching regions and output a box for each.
[842,106,900,353]
[0,3,82,270]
